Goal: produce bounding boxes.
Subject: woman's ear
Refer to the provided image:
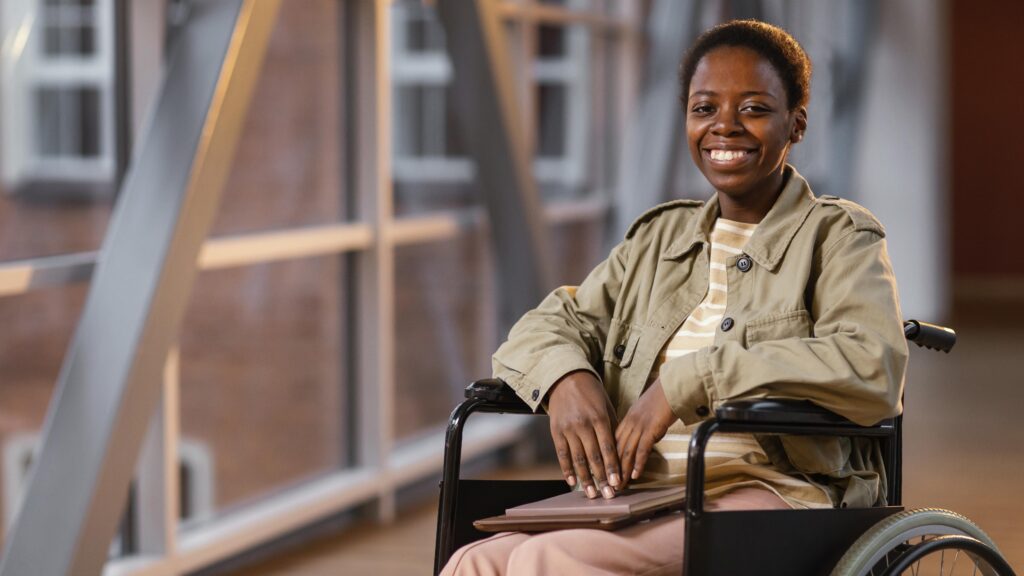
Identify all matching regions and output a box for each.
[791,107,808,143]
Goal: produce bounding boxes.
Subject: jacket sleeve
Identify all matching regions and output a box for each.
[492,239,630,412]
[659,228,909,427]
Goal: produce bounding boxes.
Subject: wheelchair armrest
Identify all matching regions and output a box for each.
[715,399,861,427]
[686,400,896,519]
[464,378,535,414]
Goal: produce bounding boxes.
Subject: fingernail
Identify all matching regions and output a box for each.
[602,486,615,499]
[609,472,620,487]
[567,475,576,487]
[585,485,597,499]
[631,468,640,480]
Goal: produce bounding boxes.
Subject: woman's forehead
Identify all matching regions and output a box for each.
[689,46,786,98]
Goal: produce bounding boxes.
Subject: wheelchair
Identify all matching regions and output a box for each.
[433,320,1017,575]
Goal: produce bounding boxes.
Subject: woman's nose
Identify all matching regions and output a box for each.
[711,109,744,136]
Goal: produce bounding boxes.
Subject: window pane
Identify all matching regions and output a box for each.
[0,284,89,551]
[178,255,350,526]
[34,87,101,159]
[549,219,605,285]
[211,0,346,235]
[536,83,567,157]
[537,25,566,58]
[394,231,494,441]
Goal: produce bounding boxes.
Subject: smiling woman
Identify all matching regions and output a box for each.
[682,30,809,223]
[441,20,909,576]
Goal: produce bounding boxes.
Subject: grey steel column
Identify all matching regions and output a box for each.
[612,0,701,238]
[825,0,877,200]
[0,1,281,574]
[435,0,554,330]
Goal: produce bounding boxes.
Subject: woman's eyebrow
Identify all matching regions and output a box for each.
[689,90,778,100]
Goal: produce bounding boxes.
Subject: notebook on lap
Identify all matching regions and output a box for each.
[473,486,686,532]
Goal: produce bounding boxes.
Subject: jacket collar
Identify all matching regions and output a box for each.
[662,165,816,271]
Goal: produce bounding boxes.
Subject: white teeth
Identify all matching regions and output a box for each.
[709,149,748,161]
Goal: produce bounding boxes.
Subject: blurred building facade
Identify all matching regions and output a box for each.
[0,0,1016,574]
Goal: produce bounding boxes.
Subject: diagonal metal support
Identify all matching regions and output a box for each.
[435,0,554,331]
[612,0,702,238]
[0,1,281,574]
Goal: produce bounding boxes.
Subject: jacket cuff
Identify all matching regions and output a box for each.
[507,346,600,412]
[658,348,717,425]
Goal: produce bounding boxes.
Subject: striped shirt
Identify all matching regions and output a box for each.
[639,218,832,509]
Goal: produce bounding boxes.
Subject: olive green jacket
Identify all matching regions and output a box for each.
[492,166,909,507]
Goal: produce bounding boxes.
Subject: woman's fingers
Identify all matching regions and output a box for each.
[632,433,656,481]
[566,435,597,499]
[617,424,640,483]
[579,428,614,499]
[551,433,576,488]
[594,419,621,490]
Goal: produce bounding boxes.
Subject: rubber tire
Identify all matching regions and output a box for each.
[831,508,1004,576]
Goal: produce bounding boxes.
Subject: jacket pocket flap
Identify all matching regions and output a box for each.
[745,309,813,345]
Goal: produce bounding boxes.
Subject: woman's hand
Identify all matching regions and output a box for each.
[615,380,678,484]
[546,371,622,499]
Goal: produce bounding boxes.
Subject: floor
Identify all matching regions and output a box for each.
[230,306,1024,575]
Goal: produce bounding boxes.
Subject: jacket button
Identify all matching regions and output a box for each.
[696,405,710,417]
[613,343,626,359]
[720,317,734,332]
[531,389,540,401]
[737,256,752,272]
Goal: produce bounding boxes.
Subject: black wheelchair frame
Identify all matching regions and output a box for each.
[433,320,1015,575]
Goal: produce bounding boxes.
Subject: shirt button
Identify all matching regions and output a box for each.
[720,317,735,332]
[737,255,752,272]
[696,405,710,417]
[613,343,626,359]
[531,389,540,401]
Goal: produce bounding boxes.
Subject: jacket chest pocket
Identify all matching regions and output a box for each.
[744,309,813,346]
[605,319,642,368]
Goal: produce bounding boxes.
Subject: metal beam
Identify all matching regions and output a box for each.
[612,0,702,237]
[0,1,281,574]
[825,0,877,200]
[435,0,555,331]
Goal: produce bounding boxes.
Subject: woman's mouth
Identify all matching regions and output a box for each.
[704,148,756,167]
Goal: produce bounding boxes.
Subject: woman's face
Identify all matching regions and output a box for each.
[686,46,807,206]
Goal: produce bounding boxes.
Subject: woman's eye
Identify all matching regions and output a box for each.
[691,104,714,115]
[742,104,770,114]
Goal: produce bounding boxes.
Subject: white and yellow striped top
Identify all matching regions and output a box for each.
[639,218,832,509]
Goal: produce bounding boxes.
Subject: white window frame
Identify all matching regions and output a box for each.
[0,0,116,190]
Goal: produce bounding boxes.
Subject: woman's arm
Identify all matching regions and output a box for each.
[491,239,631,497]
[659,228,909,427]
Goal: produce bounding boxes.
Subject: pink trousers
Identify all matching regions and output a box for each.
[440,487,789,576]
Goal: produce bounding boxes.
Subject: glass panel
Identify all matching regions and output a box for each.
[35,87,101,158]
[0,0,116,261]
[390,1,480,216]
[40,1,97,58]
[538,0,605,12]
[536,83,567,157]
[0,284,89,551]
[394,231,494,441]
[210,0,346,236]
[178,255,350,527]
[549,219,605,286]
[533,25,607,202]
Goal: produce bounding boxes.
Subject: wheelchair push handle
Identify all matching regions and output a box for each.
[903,319,956,353]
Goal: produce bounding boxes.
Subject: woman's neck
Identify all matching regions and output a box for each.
[716,169,788,223]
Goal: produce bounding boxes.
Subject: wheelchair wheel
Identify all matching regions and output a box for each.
[831,508,1014,576]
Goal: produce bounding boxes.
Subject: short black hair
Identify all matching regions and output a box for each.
[679,19,811,111]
